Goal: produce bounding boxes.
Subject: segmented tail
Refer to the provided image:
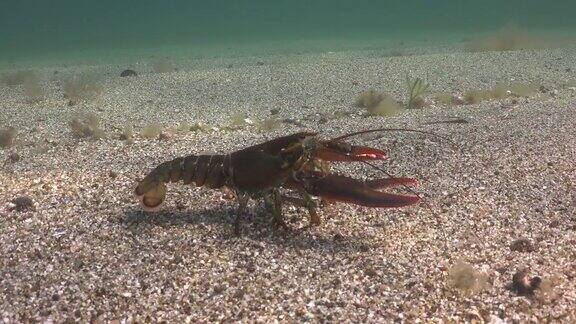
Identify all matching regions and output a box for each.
[134,154,228,211]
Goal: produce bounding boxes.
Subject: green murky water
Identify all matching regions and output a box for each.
[1,0,575,63]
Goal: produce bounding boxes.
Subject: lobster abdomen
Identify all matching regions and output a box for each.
[135,154,228,210]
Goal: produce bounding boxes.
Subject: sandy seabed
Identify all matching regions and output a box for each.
[1,45,575,322]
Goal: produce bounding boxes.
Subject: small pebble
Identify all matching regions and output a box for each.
[159,131,174,140]
[10,196,35,212]
[550,89,559,97]
[510,269,541,296]
[510,238,535,252]
[7,152,21,163]
[120,69,137,77]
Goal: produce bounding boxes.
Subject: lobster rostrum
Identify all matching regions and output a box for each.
[134,129,422,233]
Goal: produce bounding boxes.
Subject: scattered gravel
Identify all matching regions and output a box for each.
[0,45,575,322]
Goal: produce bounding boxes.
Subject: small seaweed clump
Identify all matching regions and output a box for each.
[435,93,466,106]
[355,89,402,116]
[190,122,219,132]
[355,89,384,110]
[1,70,36,87]
[152,61,176,73]
[1,70,44,102]
[467,25,549,52]
[464,83,538,104]
[447,260,489,295]
[435,93,454,105]
[258,118,281,132]
[464,89,493,104]
[23,73,44,102]
[226,113,255,130]
[0,126,17,148]
[405,76,431,109]
[69,113,105,139]
[509,83,539,97]
[175,122,193,133]
[120,125,134,142]
[140,123,163,139]
[64,75,103,105]
[370,96,403,116]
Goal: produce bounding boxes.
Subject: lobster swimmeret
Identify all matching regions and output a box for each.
[135,130,421,232]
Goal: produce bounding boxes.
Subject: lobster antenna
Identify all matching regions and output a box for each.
[360,160,434,212]
[329,127,456,147]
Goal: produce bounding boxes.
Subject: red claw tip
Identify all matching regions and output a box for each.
[350,146,388,161]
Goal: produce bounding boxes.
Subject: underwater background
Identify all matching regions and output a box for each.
[1,0,575,64]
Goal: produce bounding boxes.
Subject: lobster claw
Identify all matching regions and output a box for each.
[303,173,420,208]
[315,142,388,162]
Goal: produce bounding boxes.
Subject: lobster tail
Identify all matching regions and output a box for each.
[136,182,167,211]
[135,154,228,211]
[134,159,175,211]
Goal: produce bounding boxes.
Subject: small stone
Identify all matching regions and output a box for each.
[408,96,428,109]
[233,289,244,299]
[333,233,344,242]
[7,152,21,163]
[364,267,378,277]
[510,238,535,252]
[451,95,465,106]
[331,278,341,287]
[120,69,137,77]
[550,89,559,97]
[510,269,541,296]
[549,219,560,228]
[159,131,174,140]
[175,201,186,210]
[213,285,225,294]
[0,127,17,148]
[10,196,35,212]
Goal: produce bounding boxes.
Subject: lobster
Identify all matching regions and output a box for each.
[134,129,423,233]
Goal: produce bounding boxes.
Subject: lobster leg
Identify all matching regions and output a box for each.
[234,193,249,235]
[305,174,420,208]
[297,188,320,226]
[264,189,289,231]
[281,192,321,227]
